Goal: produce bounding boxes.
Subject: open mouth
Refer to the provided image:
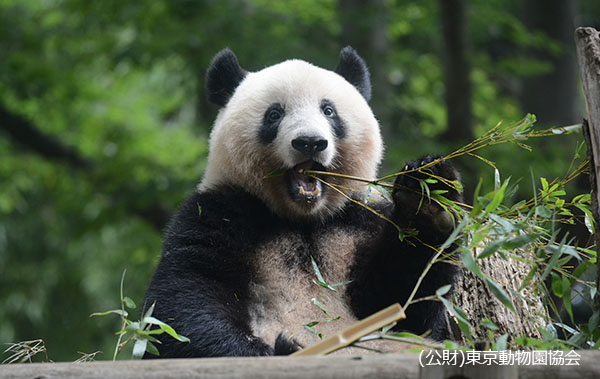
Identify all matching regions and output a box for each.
[286,160,326,203]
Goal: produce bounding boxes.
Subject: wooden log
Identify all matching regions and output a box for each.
[2,352,600,379]
[575,27,600,297]
[0,354,418,379]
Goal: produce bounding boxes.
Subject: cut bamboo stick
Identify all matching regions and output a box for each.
[291,303,406,356]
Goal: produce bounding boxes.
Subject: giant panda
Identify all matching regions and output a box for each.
[143,47,463,357]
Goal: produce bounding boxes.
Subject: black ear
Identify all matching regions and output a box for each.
[334,46,371,101]
[206,48,247,107]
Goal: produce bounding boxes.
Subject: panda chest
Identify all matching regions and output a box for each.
[246,227,363,346]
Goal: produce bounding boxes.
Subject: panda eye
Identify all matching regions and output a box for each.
[267,109,282,123]
[322,105,335,117]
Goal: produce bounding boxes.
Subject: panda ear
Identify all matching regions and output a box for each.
[206,48,247,107]
[334,46,371,101]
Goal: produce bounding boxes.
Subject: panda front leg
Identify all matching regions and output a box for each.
[143,256,275,358]
[392,155,463,243]
[390,155,463,339]
[349,156,463,341]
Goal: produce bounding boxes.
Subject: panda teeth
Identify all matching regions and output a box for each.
[298,181,322,197]
[287,160,325,202]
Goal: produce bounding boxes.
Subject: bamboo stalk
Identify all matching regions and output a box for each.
[291,303,406,356]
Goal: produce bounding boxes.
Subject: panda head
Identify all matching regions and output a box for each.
[200,47,383,220]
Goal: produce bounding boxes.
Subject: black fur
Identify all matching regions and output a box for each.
[334,46,371,101]
[274,333,304,355]
[143,158,463,357]
[321,99,346,138]
[206,48,247,107]
[259,103,285,144]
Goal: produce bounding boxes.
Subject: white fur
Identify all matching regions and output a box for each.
[200,59,384,220]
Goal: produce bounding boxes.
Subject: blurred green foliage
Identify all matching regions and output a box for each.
[0,0,598,361]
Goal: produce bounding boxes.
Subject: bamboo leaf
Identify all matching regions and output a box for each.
[123,297,136,310]
[90,309,128,318]
[264,168,287,178]
[484,179,508,214]
[562,276,573,323]
[132,338,147,360]
[484,277,515,313]
[481,319,498,331]
[496,334,509,351]
[461,249,484,279]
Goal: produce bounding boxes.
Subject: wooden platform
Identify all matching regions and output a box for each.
[2,352,600,379]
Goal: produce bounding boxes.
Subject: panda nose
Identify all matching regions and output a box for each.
[292,136,328,156]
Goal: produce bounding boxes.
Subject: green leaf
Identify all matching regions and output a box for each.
[330,280,353,288]
[575,204,595,234]
[439,217,469,252]
[143,316,190,342]
[145,341,160,356]
[311,298,330,316]
[551,124,582,134]
[90,309,128,318]
[551,272,562,298]
[419,180,431,201]
[461,249,484,279]
[480,319,498,331]
[572,260,592,280]
[364,184,372,203]
[451,180,464,194]
[496,334,508,351]
[437,294,471,340]
[562,276,573,323]
[501,233,539,251]
[264,167,287,178]
[311,256,338,292]
[589,310,600,334]
[535,205,552,218]
[303,322,323,339]
[370,184,393,203]
[494,168,501,191]
[436,284,452,297]
[125,321,141,333]
[484,277,515,313]
[477,240,503,259]
[143,302,156,320]
[310,257,326,285]
[470,178,484,217]
[541,243,563,280]
[488,213,518,233]
[389,331,421,339]
[123,297,136,309]
[484,179,508,214]
[132,338,147,360]
[197,203,202,217]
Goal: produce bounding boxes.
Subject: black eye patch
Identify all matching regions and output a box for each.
[259,103,284,144]
[321,99,345,139]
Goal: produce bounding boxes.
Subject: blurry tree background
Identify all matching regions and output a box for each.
[1,0,599,361]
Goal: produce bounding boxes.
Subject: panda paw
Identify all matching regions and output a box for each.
[392,156,463,240]
[273,333,303,355]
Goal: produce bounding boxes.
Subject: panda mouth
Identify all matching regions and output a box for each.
[286,160,325,203]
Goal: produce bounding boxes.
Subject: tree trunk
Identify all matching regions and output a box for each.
[439,0,473,144]
[575,27,600,301]
[338,0,392,132]
[447,247,548,345]
[520,0,578,126]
